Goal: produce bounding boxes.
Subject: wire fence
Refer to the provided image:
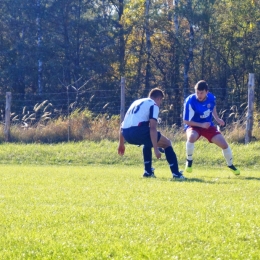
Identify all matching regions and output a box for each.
[0,87,250,129]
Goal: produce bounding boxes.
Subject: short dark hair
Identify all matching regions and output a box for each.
[148,88,164,99]
[194,80,208,91]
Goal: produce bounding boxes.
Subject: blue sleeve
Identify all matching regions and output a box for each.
[149,104,159,121]
[183,96,194,121]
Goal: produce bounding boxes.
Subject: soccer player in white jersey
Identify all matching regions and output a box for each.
[183,80,240,175]
[118,88,184,179]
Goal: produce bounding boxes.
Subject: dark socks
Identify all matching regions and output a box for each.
[164,146,179,174]
[143,145,152,173]
[186,159,193,167]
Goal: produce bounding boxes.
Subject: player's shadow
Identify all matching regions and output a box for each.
[185,177,212,183]
[157,177,218,184]
[239,176,260,181]
[145,175,260,183]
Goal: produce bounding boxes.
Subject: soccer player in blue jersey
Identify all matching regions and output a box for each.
[183,80,240,175]
[118,88,185,179]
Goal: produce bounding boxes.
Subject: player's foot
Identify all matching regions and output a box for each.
[185,159,193,173]
[172,171,185,180]
[143,168,156,178]
[228,165,240,175]
[143,171,156,178]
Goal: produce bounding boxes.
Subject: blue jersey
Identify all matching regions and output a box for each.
[183,92,216,130]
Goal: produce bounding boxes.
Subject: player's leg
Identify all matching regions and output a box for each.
[157,135,185,179]
[142,128,157,178]
[185,129,199,173]
[123,127,156,178]
[211,134,240,175]
[142,145,156,177]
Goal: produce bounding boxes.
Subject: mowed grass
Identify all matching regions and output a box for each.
[0,164,260,259]
[0,140,260,169]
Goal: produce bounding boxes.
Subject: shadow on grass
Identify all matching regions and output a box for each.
[151,177,227,184]
[238,176,260,181]
[141,175,260,183]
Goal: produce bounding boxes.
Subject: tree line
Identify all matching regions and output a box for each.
[0,0,259,126]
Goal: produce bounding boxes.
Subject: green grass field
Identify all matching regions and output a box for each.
[0,141,260,259]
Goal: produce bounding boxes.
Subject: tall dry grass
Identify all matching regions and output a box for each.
[0,109,120,143]
[0,107,260,143]
[218,104,260,143]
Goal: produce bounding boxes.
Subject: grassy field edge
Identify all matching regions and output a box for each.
[0,140,259,169]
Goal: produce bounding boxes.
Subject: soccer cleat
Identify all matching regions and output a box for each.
[172,171,185,180]
[143,171,156,178]
[143,168,156,178]
[228,165,240,175]
[185,159,193,173]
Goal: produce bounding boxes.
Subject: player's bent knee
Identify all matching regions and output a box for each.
[165,139,172,148]
[188,138,196,143]
[221,144,229,150]
[158,137,171,148]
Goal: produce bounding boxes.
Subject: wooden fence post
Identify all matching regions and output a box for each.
[120,77,125,123]
[4,92,12,142]
[245,73,255,144]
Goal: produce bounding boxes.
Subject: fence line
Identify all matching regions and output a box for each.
[2,76,256,143]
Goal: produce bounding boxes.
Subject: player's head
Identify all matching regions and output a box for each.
[149,88,164,106]
[195,80,209,91]
[194,80,208,101]
[149,88,164,99]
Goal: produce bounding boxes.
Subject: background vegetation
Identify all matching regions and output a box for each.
[0,0,259,129]
[0,107,259,144]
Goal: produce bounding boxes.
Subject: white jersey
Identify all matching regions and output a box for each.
[121,98,159,129]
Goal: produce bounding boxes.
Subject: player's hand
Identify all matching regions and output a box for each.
[201,122,211,129]
[216,118,225,126]
[118,144,125,156]
[154,148,161,159]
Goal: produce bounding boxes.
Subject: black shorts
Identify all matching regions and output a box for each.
[122,126,161,147]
